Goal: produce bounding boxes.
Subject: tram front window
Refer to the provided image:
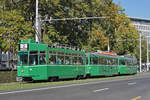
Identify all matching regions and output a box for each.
[18,54,28,65]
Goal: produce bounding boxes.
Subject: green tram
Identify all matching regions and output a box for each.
[17,39,137,81]
[85,52,137,77]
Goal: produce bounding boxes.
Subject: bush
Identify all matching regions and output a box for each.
[0,71,17,83]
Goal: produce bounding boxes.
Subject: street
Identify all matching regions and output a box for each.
[1,73,150,100]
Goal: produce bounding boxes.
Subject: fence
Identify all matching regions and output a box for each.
[0,52,17,70]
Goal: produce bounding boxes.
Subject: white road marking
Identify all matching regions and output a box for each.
[0,76,143,95]
[93,88,109,92]
[0,83,92,95]
[128,82,136,85]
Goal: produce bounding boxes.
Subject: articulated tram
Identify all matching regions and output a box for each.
[17,39,137,81]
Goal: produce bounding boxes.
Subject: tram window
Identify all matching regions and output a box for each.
[127,60,132,66]
[132,60,135,65]
[112,59,117,65]
[57,56,64,64]
[49,51,56,64]
[107,58,116,65]
[90,57,93,64]
[19,54,28,65]
[72,54,78,64]
[93,57,98,64]
[131,60,134,65]
[49,51,53,54]
[72,57,77,64]
[57,52,64,64]
[106,58,111,65]
[133,60,137,65]
[78,57,83,65]
[130,60,132,65]
[29,51,38,65]
[100,57,107,65]
[132,61,134,65]
[39,55,46,64]
[120,60,126,65]
[49,55,56,64]
[106,58,110,65]
[65,56,71,65]
[86,57,89,64]
[99,58,102,64]
[39,51,46,65]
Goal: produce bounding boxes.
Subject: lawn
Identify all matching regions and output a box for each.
[0,74,139,91]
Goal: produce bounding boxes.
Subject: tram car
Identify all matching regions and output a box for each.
[17,39,137,81]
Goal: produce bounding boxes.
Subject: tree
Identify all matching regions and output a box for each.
[84,27,108,51]
[0,10,34,52]
[0,0,139,58]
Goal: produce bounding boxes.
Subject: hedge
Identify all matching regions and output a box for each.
[0,71,17,83]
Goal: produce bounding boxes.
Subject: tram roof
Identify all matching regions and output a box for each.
[85,52,134,60]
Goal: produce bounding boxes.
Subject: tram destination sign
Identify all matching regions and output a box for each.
[19,44,28,51]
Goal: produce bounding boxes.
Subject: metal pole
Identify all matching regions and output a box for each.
[139,33,142,72]
[147,36,149,71]
[35,0,39,42]
[108,40,110,52]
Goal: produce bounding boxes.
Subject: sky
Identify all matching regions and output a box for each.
[113,0,150,19]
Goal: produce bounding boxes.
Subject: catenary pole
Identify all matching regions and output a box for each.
[35,0,39,43]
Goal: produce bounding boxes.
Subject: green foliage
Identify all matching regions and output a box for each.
[84,27,109,51]
[0,0,140,61]
[0,10,34,52]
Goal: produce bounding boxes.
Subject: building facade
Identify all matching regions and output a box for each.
[129,17,150,36]
[129,17,150,72]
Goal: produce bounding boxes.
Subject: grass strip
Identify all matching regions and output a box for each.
[0,74,139,91]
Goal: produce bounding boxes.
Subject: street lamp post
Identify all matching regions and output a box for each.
[147,36,149,71]
[139,33,142,72]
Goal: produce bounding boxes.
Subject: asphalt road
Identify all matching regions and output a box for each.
[1,73,150,100]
